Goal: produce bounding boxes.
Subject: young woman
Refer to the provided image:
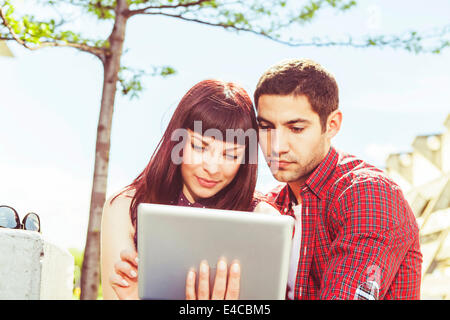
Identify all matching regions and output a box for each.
[101,79,278,300]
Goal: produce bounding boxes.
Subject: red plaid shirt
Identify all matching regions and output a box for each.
[265,146,422,300]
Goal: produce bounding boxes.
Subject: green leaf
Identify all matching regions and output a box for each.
[118,64,176,100]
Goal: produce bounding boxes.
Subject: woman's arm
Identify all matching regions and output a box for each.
[100,189,139,300]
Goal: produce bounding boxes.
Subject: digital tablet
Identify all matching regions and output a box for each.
[137,203,294,300]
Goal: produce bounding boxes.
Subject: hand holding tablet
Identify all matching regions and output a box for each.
[137,203,294,300]
[186,258,241,300]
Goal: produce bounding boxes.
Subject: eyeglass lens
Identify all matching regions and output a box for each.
[0,206,19,229]
[23,213,40,232]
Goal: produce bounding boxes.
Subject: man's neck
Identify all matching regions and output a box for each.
[287,144,332,203]
[287,181,306,205]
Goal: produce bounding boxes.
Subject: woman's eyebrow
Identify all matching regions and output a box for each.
[191,133,244,151]
[224,145,245,152]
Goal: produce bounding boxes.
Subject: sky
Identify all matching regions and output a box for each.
[0,0,449,250]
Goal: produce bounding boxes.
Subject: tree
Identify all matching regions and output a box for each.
[1,0,449,300]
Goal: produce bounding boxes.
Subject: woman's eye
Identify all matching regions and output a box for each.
[191,143,205,151]
[224,153,239,160]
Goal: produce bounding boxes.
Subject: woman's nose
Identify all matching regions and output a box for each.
[202,151,221,176]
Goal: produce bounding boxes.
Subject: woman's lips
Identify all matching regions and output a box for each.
[196,176,220,188]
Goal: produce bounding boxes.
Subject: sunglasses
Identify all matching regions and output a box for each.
[0,205,41,232]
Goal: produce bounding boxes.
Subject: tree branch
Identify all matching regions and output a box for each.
[55,0,115,11]
[139,11,450,53]
[0,6,106,57]
[137,11,352,47]
[0,36,13,40]
[127,0,212,16]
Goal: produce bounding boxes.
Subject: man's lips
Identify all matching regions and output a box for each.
[196,176,220,188]
[269,159,295,169]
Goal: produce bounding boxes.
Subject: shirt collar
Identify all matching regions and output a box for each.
[304,146,339,199]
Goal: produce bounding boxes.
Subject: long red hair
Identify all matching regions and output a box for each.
[113,79,259,247]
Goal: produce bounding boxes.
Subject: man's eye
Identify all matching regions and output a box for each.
[258,124,272,130]
[290,127,304,133]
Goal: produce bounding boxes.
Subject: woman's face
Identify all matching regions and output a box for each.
[180,129,246,203]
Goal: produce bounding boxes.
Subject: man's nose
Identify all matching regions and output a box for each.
[269,129,289,157]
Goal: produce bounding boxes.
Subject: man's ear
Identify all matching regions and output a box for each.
[326,109,342,139]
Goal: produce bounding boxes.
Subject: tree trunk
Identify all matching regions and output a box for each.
[80,0,129,300]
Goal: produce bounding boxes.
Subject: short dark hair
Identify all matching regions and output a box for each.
[254,58,339,131]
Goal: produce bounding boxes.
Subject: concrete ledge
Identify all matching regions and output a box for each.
[0,229,74,300]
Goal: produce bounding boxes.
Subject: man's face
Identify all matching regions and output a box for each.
[257,94,330,185]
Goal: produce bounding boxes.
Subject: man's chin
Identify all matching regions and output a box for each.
[270,170,299,183]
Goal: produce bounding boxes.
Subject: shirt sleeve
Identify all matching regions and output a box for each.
[319,176,421,300]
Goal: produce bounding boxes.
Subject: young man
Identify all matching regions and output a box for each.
[255,58,422,300]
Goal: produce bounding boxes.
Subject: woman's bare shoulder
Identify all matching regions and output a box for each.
[102,188,137,241]
[103,188,136,216]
